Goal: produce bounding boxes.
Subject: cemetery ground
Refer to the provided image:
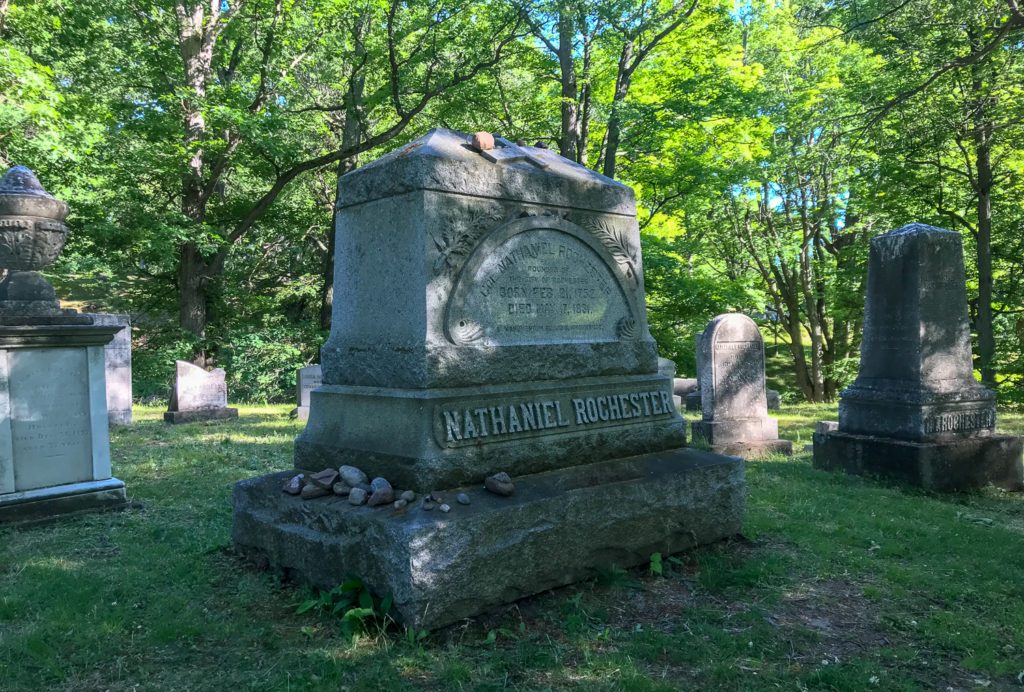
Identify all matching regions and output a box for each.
[1,406,1023,691]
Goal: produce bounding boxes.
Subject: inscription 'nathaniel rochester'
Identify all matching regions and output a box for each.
[449,228,632,346]
[438,388,674,447]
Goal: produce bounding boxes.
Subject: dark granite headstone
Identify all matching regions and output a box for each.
[814,224,1023,490]
[690,313,792,458]
[295,364,322,422]
[164,360,238,423]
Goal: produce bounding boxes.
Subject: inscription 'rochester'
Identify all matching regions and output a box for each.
[439,388,675,447]
[923,409,995,434]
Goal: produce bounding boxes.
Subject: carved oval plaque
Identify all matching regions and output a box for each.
[445,218,634,346]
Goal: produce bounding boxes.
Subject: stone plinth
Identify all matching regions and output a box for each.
[813,224,1023,490]
[295,364,322,422]
[164,360,237,424]
[0,325,127,524]
[235,129,743,628]
[87,314,132,425]
[690,314,792,458]
[233,448,744,630]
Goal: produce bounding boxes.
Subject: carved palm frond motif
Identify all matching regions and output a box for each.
[432,208,504,276]
[582,217,639,284]
[617,317,638,340]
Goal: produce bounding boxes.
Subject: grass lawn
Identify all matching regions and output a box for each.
[2,404,1024,690]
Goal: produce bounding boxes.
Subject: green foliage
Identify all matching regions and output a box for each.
[295,579,394,637]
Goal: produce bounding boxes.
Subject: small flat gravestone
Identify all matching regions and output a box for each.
[814,224,1023,490]
[295,364,322,422]
[690,313,792,458]
[164,360,238,424]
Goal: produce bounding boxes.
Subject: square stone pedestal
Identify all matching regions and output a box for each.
[232,447,745,630]
[0,325,128,524]
[813,430,1024,491]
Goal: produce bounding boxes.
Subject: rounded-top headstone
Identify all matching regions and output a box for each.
[699,313,766,420]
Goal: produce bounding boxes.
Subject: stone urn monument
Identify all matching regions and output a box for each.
[0,166,127,524]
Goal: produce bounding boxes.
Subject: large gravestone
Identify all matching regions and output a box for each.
[814,224,1023,490]
[690,313,792,458]
[86,314,132,425]
[232,129,745,629]
[164,360,238,423]
[0,167,126,524]
[295,364,322,422]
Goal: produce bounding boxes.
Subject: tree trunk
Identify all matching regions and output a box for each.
[320,22,366,331]
[974,115,996,388]
[603,41,634,180]
[556,11,578,161]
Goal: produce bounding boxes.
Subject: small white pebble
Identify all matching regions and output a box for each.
[439,503,451,513]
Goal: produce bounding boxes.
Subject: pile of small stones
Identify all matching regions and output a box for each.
[282,465,517,512]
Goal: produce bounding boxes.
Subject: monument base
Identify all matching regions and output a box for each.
[164,407,239,424]
[0,478,127,525]
[702,439,793,459]
[813,430,1024,491]
[691,418,792,459]
[232,448,745,630]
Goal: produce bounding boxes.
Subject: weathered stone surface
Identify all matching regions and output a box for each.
[766,389,780,411]
[0,478,127,526]
[348,487,367,505]
[86,314,132,425]
[673,378,697,397]
[814,430,1023,491]
[332,482,350,495]
[233,449,745,630]
[235,129,743,629]
[283,474,304,495]
[484,472,514,496]
[295,365,322,423]
[456,492,470,505]
[165,360,238,424]
[657,357,675,379]
[300,484,330,500]
[813,223,1023,489]
[400,490,416,503]
[309,468,339,489]
[338,465,368,487]
[0,324,127,524]
[0,166,70,271]
[470,131,494,151]
[690,314,791,459]
[367,477,395,507]
[297,376,686,491]
[816,421,838,435]
[837,224,997,441]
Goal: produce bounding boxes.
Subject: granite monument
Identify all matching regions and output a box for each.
[814,223,1023,490]
[690,313,792,458]
[232,129,745,629]
[0,166,127,523]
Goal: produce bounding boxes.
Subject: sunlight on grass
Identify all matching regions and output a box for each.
[0,403,1021,690]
